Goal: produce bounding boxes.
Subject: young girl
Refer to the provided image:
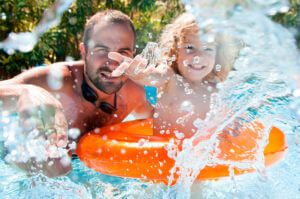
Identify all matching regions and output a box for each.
[109,13,241,138]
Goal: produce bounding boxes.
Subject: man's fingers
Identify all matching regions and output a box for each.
[108,52,127,63]
[111,61,130,77]
[109,52,132,77]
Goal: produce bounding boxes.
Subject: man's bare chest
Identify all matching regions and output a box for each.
[63,96,130,134]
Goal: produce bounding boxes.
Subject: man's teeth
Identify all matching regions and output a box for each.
[101,71,112,77]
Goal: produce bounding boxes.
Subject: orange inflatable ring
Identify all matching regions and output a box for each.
[76,119,287,184]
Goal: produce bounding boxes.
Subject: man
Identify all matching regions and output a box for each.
[0,10,153,177]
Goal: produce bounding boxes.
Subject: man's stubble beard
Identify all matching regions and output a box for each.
[85,61,125,95]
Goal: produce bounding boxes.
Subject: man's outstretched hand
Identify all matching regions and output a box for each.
[2,84,71,177]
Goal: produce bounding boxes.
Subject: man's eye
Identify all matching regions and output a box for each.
[120,50,130,56]
[97,48,109,53]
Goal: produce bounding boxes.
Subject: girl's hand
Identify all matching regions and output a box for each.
[109,52,156,81]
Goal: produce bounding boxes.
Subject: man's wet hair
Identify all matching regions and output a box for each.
[83,10,136,51]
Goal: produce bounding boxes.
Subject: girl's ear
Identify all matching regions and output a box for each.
[80,43,86,58]
[133,48,136,55]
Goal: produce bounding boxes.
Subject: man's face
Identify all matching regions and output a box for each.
[84,22,135,94]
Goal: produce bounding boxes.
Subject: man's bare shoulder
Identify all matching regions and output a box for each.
[5,61,84,86]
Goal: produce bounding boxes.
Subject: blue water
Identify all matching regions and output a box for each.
[0,132,298,198]
[145,86,157,105]
[0,95,299,198]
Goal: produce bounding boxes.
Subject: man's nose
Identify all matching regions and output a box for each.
[105,58,120,69]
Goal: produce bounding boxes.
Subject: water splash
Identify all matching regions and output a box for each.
[141,42,161,67]
[0,0,74,54]
[167,0,300,196]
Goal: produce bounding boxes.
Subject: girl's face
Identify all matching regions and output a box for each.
[177,33,216,82]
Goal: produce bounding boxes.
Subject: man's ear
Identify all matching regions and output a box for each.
[80,43,86,58]
[133,48,136,56]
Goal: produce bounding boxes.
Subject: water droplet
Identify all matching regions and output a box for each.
[68,141,77,150]
[60,154,71,167]
[171,55,176,61]
[157,91,164,98]
[193,118,203,129]
[215,64,222,72]
[180,101,194,112]
[293,89,300,97]
[176,117,184,124]
[48,161,54,166]
[158,169,162,175]
[184,87,193,94]
[193,56,200,64]
[174,130,185,139]
[47,67,63,90]
[138,139,147,147]
[207,86,213,92]
[88,40,95,49]
[121,149,126,154]
[1,13,6,20]
[150,80,158,85]
[65,56,74,62]
[68,17,77,25]
[55,93,61,99]
[183,60,188,67]
[68,128,80,140]
[279,6,289,13]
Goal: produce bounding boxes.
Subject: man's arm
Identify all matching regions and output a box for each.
[0,68,71,177]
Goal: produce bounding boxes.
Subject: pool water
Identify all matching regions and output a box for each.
[0,132,298,198]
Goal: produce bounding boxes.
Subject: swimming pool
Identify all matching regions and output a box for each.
[0,0,299,198]
[0,130,298,198]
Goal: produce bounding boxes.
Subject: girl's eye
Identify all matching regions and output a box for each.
[203,46,213,51]
[186,45,194,50]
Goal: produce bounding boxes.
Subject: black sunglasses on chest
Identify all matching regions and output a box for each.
[81,75,117,114]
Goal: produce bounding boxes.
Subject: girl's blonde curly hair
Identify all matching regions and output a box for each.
[159,12,242,82]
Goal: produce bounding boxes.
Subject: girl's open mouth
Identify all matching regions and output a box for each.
[188,64,206,70]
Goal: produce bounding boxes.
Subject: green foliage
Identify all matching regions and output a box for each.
[271,0,300,49]
[0,0,184,79]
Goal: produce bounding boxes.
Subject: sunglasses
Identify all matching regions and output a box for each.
[81,75,117,114]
